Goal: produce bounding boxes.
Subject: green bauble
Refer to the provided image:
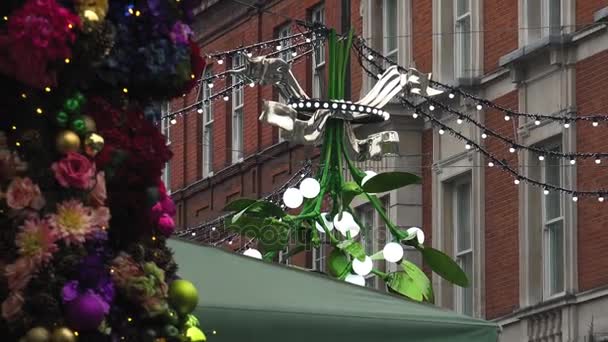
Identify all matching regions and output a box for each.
[185,327,206,342]
[327,249,349,277]
[64,98,80,114]
[168,280,198,315]
[71,117,87,135]
[56,111,69,127]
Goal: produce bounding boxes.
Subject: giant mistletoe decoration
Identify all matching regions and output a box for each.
[224,30,468,301]
[0,0,206,341]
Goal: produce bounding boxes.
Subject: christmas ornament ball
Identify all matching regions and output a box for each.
[56,131,81,154]
[168,279,199,315]
[23,326,51,342]
[83,133,104,157]
[65,293,106,331]
[49,327,76,342]
[186,326,207,342]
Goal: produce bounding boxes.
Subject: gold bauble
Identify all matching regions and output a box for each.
[50,327,77,342]
[76,0,108,22]
[56,130,81,154]
[83,133,104,157]
[24,326,51,342]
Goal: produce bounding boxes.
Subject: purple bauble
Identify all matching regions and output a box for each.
[65,293,106,331]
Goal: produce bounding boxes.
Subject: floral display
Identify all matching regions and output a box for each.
[0,0,205,340]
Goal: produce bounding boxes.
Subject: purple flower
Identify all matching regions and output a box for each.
[62,280,80,303]
[97,277,115,306]
[170,21,193,45]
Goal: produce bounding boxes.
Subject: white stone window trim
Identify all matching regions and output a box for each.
[431,147,485,318]
[161,102,172,194]
[518,0,575,47]
[311,4,326,99]
[202,69,214,178]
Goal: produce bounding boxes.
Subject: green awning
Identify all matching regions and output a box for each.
[168,239,498,342]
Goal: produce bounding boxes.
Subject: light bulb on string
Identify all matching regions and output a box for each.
[367,54,374,60]
[563,122,570,128]
[291,50,297,57]
[504,115,510,121]
[197,107,204,114]
[543,188,550,195]
[514,179,520,185]
[429,105,435,111]
[596,157,602,164]
[383,242,404,263]
[276,45,282,51]
[207,82,214,89]
[456,117,463,125]
[534,119,541,126]
[305,38,312,43]
[243,248,262,259]
[412,112,418,119]
[488,161,495,167]
[223,95,230,101]
[352,256,373,276]
[481,132,488,139]
[299,177,320,198]
[249,82,255,87]
[465,143,472,150]
[572,196,579,202]
[509,146,516,153]
[170,118,177,125]
[538,155,545,161]
[599,196,605,203]
[448,93,455,99]
[217,59,224,65]
[438,128,445,135]
[476,104,483,110]
[593,121,599,127]
[344,274,365,286]
[570,158,576,165]
[283,187,303,209]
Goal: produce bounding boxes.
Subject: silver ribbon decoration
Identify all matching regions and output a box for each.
[230,55,443,160]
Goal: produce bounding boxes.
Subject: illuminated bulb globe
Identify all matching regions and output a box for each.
[429,105,435,111]
[276,45,282,51]
[593,121,599,127]
[350,105,356,110]
[247,52,253,58]
[283,188,304,209]
[367,54,374,60]
[599,196,605,203]
[535,120,541,126]
[448,93,455,99]
[218,59,224,65]
[299,177,321,199]
[291,51,297,57]
[332,103,338,109]
[572,196,578,202]
[361,170,377,186]
[570,159,576,165]
[298,102,305,108]
[197,108,203,114]
[488,161,494,167]
[315,213,334,233]
[207,82,214,89]
[544,189,550,195]
[407,227,425,244]
[439,129,445,135]
[383,112,391,120]
[564,123,570,128]
[305,38,311,43]
[596,158,602,164]
[341,104,347,110]
[481,133,487,139]
[456,118,463,124]
[243,248,262,259]
[539,155,545,161]
[223,96,230,101]
[333,211,354,235]
[476,104,483,110]
[249,82,255,88]
[514,179,520,185]
[383,242,404,263]
[352,256,373,276]
[504,115,510,121]
[305,102,312,108]
[465,143,471,150]
[170,118,177,125]
[344,274,366,287]
[509,147,516,153]
[412,112,419,119]
[314,102,320,108]
[323,103,329,108]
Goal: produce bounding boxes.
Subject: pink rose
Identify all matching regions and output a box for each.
[1,291,24,322]
[89,171,107,206]
[5,258,35,292]
[158,213,175,236]
[51,152,95,190]
[5,177,45,210]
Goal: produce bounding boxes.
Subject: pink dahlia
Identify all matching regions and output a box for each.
[5,177,45,210]
[49,200,107,245]
[16,218,58,264]
[2,291,24,322]
[5,258,35,292]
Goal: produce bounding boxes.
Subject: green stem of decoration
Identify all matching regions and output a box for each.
[371,268,388,279]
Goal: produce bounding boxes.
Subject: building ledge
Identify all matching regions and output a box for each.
[498,35,569,68]
[594,6,608,23]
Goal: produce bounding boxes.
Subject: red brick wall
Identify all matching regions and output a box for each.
[483,91,520,319]
[421,128,433,277]
[576,50,608,291]
[577,0,607,27]
[412,0,432,73]
[483,0,518,74]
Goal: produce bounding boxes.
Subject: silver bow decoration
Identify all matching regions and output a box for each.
[229,55,443,160]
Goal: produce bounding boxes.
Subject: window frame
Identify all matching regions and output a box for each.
[522,0,562,46]
[277,24,292,63]
[355,197,390,290]
[382,0,398,63]
[202,68,214,178]
[452,177,473,316]
[454,0,472,79]
[539,144,565,299]
[160,102,171,193]
[231,55,244,163]
[311,4,326,99]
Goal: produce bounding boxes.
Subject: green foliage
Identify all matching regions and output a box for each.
[223,198,257,212]
[341,181,363,206]
[387,260,433,302]
[327,249,350,278]
[420,247,469,287]
[337,239,366,261]
[361,171,421,193]
[229,200,286,224]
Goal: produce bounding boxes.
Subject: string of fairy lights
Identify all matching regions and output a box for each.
[354,43,608,200]
[175,160,313,244]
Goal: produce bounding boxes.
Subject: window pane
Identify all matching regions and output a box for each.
[456,183,471,252]
[203,124,213,175]
[356,207,374,255]
[458,252,473,315]
[548,220,564,294]
[544,154,561,220]
[383,0,397,54]
[365,276,376,289]
[457,0,470,17]
[456,15,471,78]
[526,0,542,42]
[548,0,561,32]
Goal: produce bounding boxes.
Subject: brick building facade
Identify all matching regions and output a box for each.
[167,1,608,341]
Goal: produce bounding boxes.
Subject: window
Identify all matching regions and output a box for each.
[540,145,564,296]
[382,0,398,63]
[161,102,171,193]
[278,24,292,62]
[523,0,561,45]
[201,69,214,177]
[455,0,472,79]
[453,179,473,315]
[355,197,390,290]
[231,55,244,163]
[311,5,325,98]
[313,242,326,272]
